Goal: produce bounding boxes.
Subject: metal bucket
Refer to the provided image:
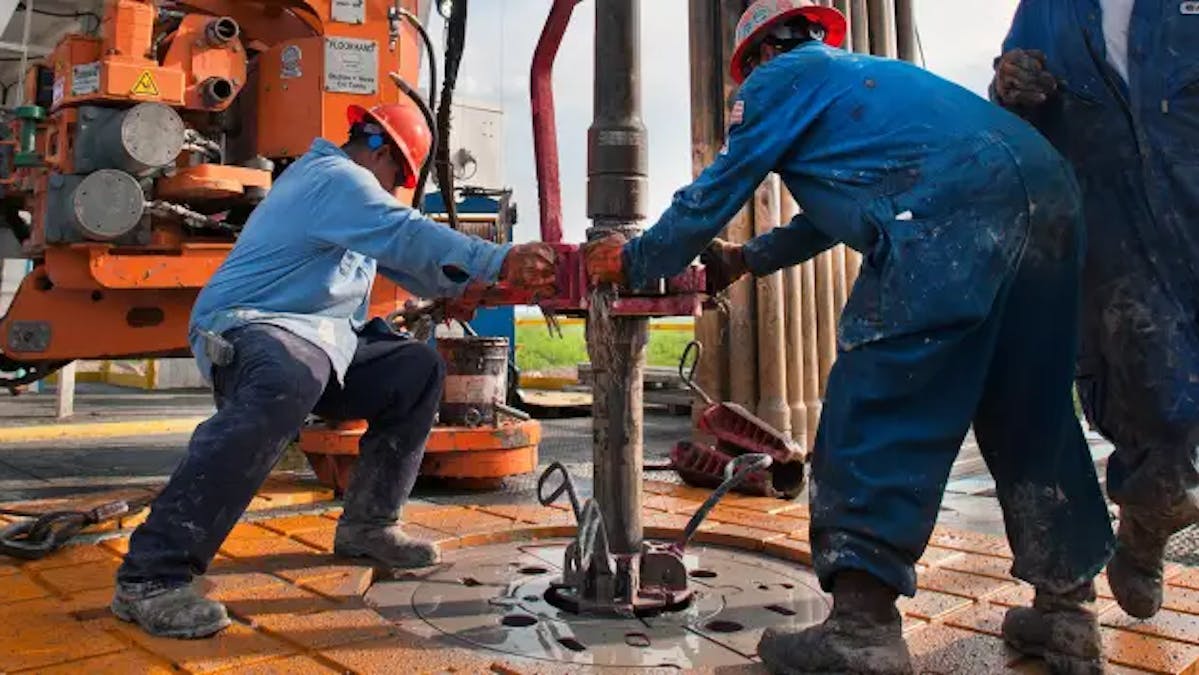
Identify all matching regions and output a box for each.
[436,336,510,427]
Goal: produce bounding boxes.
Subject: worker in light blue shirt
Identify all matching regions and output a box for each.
[111,101,557,640]
[992,0,1199,629]
[585,1,1111,672]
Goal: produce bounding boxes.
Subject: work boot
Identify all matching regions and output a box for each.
[757,570,913,675]
[111,582,231,639]
[333,523,439,568]
[1107,511,1168,619]
[1002,581,1103,675]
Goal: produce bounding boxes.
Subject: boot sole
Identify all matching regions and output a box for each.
[333,543,439,569]
[111,600,232,640]
[1106,554,1163,620]
[1004,635,1103,675]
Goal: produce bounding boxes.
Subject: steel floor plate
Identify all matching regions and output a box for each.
[365,541,830,670]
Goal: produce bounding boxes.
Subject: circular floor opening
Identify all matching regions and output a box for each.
[365,540,831,670]
[500,614,538,628]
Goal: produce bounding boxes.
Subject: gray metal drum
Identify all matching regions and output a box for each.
[71,169,145,241]
[436,336,509,427]
[74,103,185,175]
[114,102,185,173]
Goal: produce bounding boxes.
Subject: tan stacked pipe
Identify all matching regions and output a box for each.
[688,0,730,437]
[721,0,759,413]
[781,190,812,448]
[754,175,790,435]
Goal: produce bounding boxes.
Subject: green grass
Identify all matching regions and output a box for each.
[516,323,693,372]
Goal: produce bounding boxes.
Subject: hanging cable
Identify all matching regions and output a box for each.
[435,0,468,231]
[914,24,927,68]
[389,72,439,209]
[394,5,439,207]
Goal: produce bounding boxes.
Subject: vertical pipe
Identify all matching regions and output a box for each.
[754,175,789,435]
[56,361,76,420]
[780,191,808,446]
[850,0,871,54]
[845,247,862,294]
[895,0,919,63]
[721,0,756,413]
[813,250,838,394]
[689,0,729,428]
[800,259,823,440]
[587,0,647,556]
[866,0,898,58]
[831,245,848,313]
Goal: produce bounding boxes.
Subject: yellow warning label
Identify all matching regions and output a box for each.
[130,70,159,96]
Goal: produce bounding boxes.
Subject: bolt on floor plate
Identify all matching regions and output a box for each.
[365,540,831,670]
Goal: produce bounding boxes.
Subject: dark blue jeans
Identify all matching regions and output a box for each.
[117,320,444,587]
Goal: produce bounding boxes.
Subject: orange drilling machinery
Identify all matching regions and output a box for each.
[0,0,541,485]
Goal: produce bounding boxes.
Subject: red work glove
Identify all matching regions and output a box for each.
[700,238,748,294]
[499,242,557,301]
[583,233,629,285]
[993,49,1057,108]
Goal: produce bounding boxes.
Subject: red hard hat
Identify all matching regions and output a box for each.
[346,102,432,189]
[730,0,848,83]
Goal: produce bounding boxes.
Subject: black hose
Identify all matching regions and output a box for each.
[392,75,438,208]
[436,0,468,231]
[397,7,439,208]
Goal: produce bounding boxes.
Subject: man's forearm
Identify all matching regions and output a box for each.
[741,213,837,276]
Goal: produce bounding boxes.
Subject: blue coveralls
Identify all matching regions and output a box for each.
[999,0,1199,537]
[622,41,1115,597]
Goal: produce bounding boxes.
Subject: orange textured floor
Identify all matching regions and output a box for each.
[1,476,1197,674]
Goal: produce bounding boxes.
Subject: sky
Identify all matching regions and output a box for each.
[425,0,1023,244]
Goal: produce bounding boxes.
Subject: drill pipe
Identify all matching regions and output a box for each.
[586,0,648,557]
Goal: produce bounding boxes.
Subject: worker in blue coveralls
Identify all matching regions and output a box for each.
[109,101,557,639]
[992,0,1199,625]
[585,1,1113,673]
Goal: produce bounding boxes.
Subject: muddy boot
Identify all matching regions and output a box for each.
[1002,581,1103,675]
[111,582,231,639]
[334,523,439,568]
[1106,511,1168,619]
[758,570,913,675]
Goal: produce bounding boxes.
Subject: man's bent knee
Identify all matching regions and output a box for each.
[383,341,445,402]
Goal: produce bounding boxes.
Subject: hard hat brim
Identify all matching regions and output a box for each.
[729,6,848,83]
[346,104,421,190]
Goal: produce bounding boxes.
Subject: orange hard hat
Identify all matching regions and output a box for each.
[346,102,432,189]
[730,0,848,83]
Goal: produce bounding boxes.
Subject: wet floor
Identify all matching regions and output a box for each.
[366,541,831,669]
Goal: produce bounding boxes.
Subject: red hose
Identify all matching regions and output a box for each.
[530,0,580,244]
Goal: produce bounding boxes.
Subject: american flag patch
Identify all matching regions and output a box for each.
[730,100,745,125]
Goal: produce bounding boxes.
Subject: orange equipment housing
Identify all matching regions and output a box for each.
[0,0,538,485]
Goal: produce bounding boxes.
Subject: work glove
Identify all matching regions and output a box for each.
[700,238,749,295]
[500,242,558,302]
[993,49,1057,108]
[583,233,629,286]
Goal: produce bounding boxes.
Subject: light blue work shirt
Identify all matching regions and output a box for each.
[189,138,510,384]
